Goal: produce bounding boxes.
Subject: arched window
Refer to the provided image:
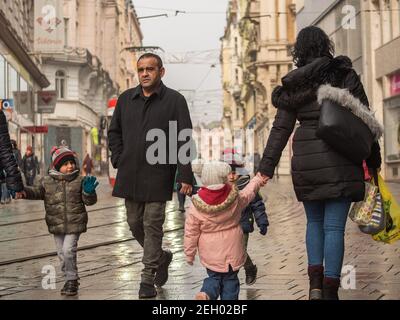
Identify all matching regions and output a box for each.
[55,70,66,98]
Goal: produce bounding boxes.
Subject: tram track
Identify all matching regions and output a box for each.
[0,204,125,227]
[0,225,184,267]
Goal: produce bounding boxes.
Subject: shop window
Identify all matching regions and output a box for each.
[55,70,66,98]
[0,55,5,98]
[384,105,400,162]
[64,18,69,47]
[8,64,18,99]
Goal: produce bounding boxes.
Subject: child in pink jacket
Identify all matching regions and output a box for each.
[184,161,266,300]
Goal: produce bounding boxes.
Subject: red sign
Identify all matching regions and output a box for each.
[108,97,117,108]
[23,125,48,133]
[391,74,400,96]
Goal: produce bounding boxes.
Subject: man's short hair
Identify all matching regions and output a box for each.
[137,53,163,68]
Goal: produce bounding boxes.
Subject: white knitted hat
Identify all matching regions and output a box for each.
[201,161,231,186]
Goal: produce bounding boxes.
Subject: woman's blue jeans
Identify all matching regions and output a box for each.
[303,198,351,279]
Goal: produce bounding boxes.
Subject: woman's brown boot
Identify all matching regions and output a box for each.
[322,277,340,300]
[308,265,324,300]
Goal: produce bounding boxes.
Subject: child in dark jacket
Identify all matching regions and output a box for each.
[18,146,99,296]
[224,151,269,285]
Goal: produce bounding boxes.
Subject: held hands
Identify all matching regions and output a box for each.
[179,182,193,196]
[256,172,270,187]
[83,176,99,194]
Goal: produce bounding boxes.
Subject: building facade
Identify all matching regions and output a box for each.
[35,0,143,171]
[221,0,296,176]
[297,0,400,181]
[0,0,50,166]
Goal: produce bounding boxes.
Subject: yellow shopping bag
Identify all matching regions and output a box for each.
[372,174,400,244]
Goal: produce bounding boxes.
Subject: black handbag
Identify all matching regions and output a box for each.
[316,98,374,164]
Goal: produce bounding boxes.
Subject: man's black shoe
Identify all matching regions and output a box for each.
[60,281,68,295]
[64,280,79,296]
[154,250,173,287]
[139,282,157,299]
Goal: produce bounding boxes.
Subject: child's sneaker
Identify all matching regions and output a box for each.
[64,280,79,296]
[195,292,210,300]
[245,264,257,285]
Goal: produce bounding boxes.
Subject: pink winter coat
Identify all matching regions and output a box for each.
[184,175,264,273]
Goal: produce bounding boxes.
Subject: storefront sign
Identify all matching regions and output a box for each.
[13,91,32,114]
[37,91,57,113]
[391,74,400,97]
[0,99,14,121]
[34,0,64,52]
[0,99,14,111]
[23,126,49,134]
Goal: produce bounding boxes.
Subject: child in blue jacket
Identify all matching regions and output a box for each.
[225,151,269,285]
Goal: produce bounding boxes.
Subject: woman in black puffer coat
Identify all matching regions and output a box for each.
[258,26,382,300]
[0,110,23,194]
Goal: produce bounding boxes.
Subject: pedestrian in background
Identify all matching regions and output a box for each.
[257,26,382,300]
[17,146,99,296]
[82,154,93,176]
[21,146,40,186]
[184,161,266,300]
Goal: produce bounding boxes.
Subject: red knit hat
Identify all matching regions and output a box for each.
[51,146,76,171]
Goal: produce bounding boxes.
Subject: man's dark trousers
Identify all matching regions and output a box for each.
[125,200,167,284]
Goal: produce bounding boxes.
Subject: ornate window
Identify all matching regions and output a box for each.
[55,70,66,98]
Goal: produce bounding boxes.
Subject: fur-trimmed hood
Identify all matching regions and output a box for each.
[192,184,239,215]
[317,84,383,140]
[272,56,353,110]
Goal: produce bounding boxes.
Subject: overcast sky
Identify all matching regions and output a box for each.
[132,0,229,126]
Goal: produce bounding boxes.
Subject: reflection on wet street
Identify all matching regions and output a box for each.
[0,177,399,300]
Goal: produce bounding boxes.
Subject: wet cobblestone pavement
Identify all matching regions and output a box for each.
[0,176,399,300]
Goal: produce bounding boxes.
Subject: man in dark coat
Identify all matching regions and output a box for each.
[0,110,24,196]
[108,53,194,299]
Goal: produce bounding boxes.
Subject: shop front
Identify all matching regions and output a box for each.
[383,73,400,181]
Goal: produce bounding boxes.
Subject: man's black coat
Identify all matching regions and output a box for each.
[108,82,194,201]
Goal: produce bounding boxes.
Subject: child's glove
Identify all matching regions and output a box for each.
[83,176,99,194]
[259,224,268,236]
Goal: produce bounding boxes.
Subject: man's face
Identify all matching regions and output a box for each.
[137,57,165,90]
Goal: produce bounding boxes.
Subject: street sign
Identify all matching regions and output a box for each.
[34,0,64,52]
[23,125,49,133]
[391,74,400,97]
[13,91,32,114]
[37,91,57,113]
[0,99,14,121]
[0,99,14,111]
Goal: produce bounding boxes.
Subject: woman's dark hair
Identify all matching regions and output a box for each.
[292,26,335,67]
